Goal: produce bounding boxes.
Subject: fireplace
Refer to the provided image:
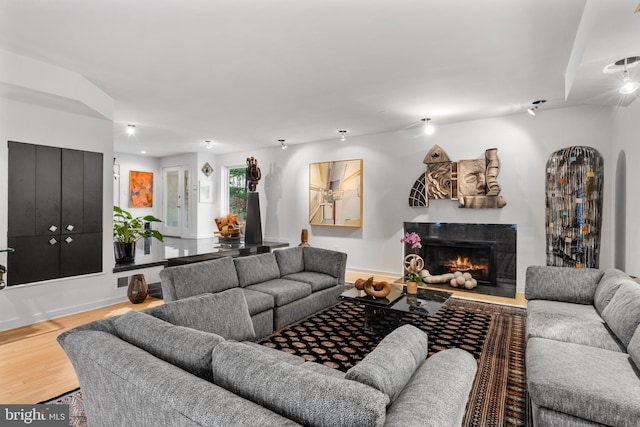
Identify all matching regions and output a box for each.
[404,222,517,298]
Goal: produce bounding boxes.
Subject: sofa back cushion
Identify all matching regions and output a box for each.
[112,311,224,381]
[274,247,305,276]
[594,269,635,314]
[303,247,346,278]
[144,288,256,341]
[159,257,239,301]
[601,282,640,349]
[628,326,640,370]
[233,253,281,287]
[210,341,389,427]
[345,324,429,402]
[525,266,603,304]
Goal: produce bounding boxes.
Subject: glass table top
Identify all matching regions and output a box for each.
[339,285,452,317]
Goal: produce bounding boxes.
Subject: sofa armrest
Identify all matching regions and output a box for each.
[302,247,347,285]
[525,266,603,304]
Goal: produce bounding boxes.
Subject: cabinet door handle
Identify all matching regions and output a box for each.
[49,225,58,232]
[65,237,73,244]
[66,224,74,231]
[48,238,58,245]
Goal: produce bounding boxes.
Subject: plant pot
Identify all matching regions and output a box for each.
[114,242,136,264]
[127,273,147,304]
[406,281,418,295]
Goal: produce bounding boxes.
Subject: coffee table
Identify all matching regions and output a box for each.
[339,284,451,332]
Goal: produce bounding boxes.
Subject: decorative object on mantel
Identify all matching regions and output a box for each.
[309,159,363,227]
[113,206,163,264]
[545,146,603,268]
[214,214,241,241]
[127,273,148,304]
[201,162,213,177]
[298,229,310,247]
[408,145,506,209]
[245,157,263,244]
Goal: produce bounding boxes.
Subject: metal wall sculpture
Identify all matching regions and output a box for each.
[545,146,603,268]
[408,145,506,209]
[245,156,263,244]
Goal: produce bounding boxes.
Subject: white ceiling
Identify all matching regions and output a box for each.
[0,0,638,156]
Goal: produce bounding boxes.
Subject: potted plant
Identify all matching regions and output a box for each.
[401,232,424,294]
[113,206,163,263]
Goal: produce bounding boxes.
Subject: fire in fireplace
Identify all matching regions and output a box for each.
[421,238,497,286]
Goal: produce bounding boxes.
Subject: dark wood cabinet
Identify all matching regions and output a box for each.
[7,141,103,286]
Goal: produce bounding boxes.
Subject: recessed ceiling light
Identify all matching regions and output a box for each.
[126,124,136,135]
[205,140,214,149]
[603,56,640,74]
[421,118,435,135]
[279,139,288,150]
[527,100,546,116]
[338,130,348,142]
[140,150,146,154]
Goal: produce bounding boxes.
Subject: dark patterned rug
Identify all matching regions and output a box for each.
[43,297,527,427]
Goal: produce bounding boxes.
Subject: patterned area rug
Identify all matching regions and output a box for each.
[42,297,527,427]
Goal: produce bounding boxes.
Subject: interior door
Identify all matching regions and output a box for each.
[163,166,190,237]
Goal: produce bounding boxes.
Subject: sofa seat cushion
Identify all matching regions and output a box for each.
[211,341,389,427]
[594,269,634,314]
[601,282,640,348]
[526,300,624,352]
[159,256,240,300]
[527,337,640,427]
[234,253,281,287]
[144,288,256,341]
[112,311,224,381]
[345,324,429,402]
[245,279,312,307]
[281,272,338,292]
[241,288,275,315]
[275,247,305,276]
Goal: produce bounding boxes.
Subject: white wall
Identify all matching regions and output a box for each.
[0,98,126,330]
[217,105,616,292]
[196,152,221,238]
[611,99,640,277]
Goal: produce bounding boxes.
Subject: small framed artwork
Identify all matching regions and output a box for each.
[199,180,216,203]
[201,162,213,177]
[309,159,362,227]
[129,171,153,208]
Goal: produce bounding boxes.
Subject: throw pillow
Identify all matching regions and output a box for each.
[345,324,429,402]
[160,256,240,300]
[274,247,305,276]
[233,253,281,287]
[144,288,256,341]
[210,341,389,427]
[112,310,224,381]
[594,269,634,314]
[601,282,640,348]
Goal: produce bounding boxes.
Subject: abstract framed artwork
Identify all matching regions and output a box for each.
[129,170,154,208]
[309,159,362,227]
[199,180,216,203]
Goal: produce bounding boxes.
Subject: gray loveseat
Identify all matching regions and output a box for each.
[525,266,640,427]
[160,246,346,339]
[58,288,478,427]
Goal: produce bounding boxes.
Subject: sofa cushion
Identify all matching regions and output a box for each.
[526,300,624,352]
[525,266,603,304]
[159,256,239,300]
[594,269,635,314]
[241,288,275,315]
[601,282,640,348]
[233,253,281,287]
[241,341,305,366]
[303,247,345,278]
[112,311,223,381]
[345,324,429,402]
[628,326,640,370]
[281,272,338,292]
[527,337,640,427]
[211,341,389,427]
[144,288,256,341]
[300,362,347,379]
[275,247,305,276]
[245,279,312,306]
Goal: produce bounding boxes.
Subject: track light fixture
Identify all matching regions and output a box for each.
[126,124,136,135]
[527,100,546,116]
[205,140,214,149]
[279,139,288,150]
[619,57,640,95]
[421,118,435,135]
[338,130,348,142]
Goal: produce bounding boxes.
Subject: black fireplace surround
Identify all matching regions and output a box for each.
[404,222,517,298]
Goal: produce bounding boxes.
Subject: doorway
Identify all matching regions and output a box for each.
[163,166,190,237]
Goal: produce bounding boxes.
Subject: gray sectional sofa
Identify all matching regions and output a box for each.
[525,266,640,427]
[160,246,347,339]
[58,286,478,427]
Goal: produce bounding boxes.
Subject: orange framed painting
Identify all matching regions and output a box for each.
[129,171,154,208]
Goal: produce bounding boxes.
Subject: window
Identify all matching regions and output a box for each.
[228,166,247,221]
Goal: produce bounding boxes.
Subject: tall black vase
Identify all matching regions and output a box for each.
[245,192,263,245]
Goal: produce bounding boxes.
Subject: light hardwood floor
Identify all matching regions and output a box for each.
[0,273,526,404]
